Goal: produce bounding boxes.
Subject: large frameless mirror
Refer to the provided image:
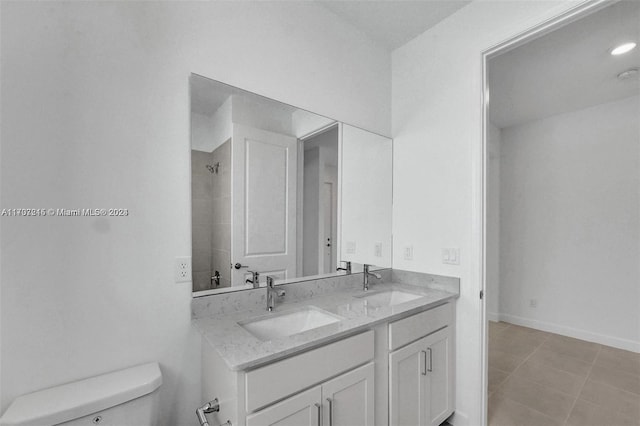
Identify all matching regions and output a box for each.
[190,74,392,294]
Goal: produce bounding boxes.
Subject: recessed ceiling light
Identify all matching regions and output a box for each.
[610,42,636,56]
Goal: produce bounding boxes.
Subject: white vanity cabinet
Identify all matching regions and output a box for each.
[388,303,455,426]
[322,362,375,426]
[200,300,455,426]
[246,386,322,426]
[247,363,375,426]
[203,330,375,426]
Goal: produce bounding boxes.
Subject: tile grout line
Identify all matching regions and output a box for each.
[490,326,608,426]
[561,344,602,426]
[490,330,551,406]
[489,323,640,426]
[507,330,551,378]
[498,333,567,426]
[579,347,640,423]
[494,392,565,425]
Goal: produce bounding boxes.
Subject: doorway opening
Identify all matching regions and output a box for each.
[482,2,639,425]
[300,124,339,277]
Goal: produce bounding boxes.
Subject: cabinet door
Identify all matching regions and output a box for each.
[424,327,454,426]
[322,363,375,426]
[389,337,429,426]
[246,386,321,426]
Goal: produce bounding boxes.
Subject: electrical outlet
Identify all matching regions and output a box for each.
[403,245,413,261]
[529,299,538,308]
[346,241,356,254]
[175,256,192,283]
[374,242,383,257]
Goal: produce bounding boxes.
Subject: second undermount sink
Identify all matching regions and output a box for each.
[355,289,423,307]
[239,306,343,341]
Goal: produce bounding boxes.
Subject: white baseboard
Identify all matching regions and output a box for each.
[487,312,501,322]
[448,410,468,426]
[499,313,640,353]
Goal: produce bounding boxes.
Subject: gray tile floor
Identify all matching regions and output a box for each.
[488,321,640,426]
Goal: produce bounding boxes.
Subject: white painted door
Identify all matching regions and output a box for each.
[425,327,454,426]
[322,182,333,274]
[322,363,375,426]
[231,124,298,286]
[389,337,429,426]
[246,386,321,426]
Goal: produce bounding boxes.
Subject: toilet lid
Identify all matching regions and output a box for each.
[0,362,162,426]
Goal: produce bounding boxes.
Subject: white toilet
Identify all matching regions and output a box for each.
[0,362,162,426]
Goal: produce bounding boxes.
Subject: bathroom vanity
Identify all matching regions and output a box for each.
[193,271,458,426]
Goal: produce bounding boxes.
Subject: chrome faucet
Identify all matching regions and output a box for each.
[266,276,286,311]
[246,270,260,288]
[363,264,382,291]
[337,260,352,274]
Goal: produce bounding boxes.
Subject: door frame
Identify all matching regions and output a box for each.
[477,0,611,424]
[298,122,341,276]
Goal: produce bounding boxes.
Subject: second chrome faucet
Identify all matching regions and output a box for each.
[363,264,382,291]
[266,276,286,311]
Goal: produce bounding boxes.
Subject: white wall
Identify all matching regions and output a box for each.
[0,1,390,422]
[486,122,501,320]
[341,124,393,268]
[391,1,585,424]
[499,95,640,351]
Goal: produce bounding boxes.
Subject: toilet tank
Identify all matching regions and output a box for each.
[0,362,162,426]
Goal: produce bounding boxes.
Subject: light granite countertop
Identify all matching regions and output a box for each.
[194,280,458,371]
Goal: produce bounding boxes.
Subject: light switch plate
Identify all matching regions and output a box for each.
[442,249,450,262]
[442,248,460,265]
[346,241,356,254]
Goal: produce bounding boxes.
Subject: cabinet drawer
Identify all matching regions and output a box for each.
[389,303,452,351]
[245,330,374,412]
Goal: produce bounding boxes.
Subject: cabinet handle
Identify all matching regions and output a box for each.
[421,350,427,375]
[326,398,333,426]
[427,347,433,372]
[315,403,321,426]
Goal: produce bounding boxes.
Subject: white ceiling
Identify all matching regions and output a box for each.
[191,74,235,116]
[191,74,335,140]
[317,1,471,50]
[489,1,640,129]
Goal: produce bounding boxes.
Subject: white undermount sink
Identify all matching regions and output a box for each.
[239,306,343,341]
[355,290,423,307]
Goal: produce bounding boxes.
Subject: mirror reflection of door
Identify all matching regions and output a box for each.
[231,124,298,286]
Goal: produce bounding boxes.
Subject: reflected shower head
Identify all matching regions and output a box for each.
[206,162,220,174]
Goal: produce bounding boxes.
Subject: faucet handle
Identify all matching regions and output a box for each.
[246,270,260,288]
[337,261,352,274]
